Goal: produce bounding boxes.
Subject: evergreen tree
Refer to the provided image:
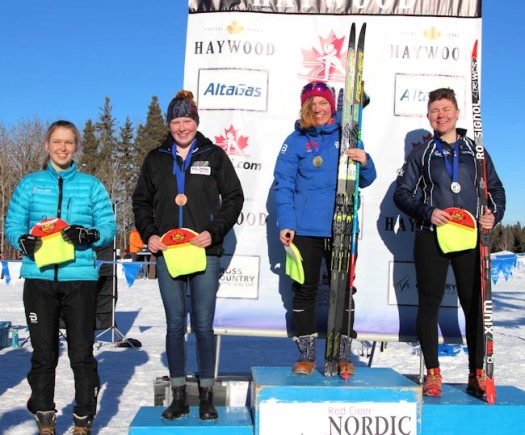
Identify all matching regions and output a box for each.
[79,119,100,175]
[491,224,503,253]
[512,223,524,253]
[135,96,167,172]
[96,96,118,164]
[116,117,137,248]
[117,117,135,164]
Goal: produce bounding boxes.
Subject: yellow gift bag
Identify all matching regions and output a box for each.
[161,228,207,278]
[31,218,75,268]
[436,207,478,254]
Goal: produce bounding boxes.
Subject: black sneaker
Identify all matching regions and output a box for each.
[72,413,93,434]
[34,411,56,435]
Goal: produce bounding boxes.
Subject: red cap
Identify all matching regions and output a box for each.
[300,81,336,114]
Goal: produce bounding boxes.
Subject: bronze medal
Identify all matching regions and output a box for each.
[313,156,323,168]
[175,194,187,206]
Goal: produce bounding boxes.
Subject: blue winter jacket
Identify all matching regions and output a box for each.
[273,115,376,237]
[5,162,116,281]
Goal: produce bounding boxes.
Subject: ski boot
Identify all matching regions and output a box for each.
[34,410,56,435]
[71,413,93,434]
[292,334,317,375]
[338,334,356,379]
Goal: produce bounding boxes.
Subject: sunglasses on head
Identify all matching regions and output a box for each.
[301,82,329,95]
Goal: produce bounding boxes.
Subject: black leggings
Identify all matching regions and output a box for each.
[292,236,355,337]
[414,231,484,370]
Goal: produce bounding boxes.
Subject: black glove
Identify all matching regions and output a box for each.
[19,234,42,256]
[62,225,100,245]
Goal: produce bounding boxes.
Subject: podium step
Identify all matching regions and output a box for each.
[422,383,525,434]
[128,406,253,434]
[251,366,421,434]
[132,369,525,434]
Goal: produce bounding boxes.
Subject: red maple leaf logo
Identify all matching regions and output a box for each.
[300,31,347,83]
[215,125,250,157]
[412,132,433,148]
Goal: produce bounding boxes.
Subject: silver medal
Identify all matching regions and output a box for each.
[450,182,461,193]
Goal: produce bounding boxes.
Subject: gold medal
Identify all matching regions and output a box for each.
[313,156,323,167]
[175,194,187,206]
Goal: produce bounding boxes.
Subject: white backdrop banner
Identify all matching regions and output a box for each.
[184,0,482,341]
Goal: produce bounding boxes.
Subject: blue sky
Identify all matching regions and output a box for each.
[0,1,522,225]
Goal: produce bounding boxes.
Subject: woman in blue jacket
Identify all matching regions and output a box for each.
[5,120,116,434]
[273,81,376,376]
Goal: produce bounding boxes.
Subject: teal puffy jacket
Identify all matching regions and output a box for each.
[5,162,116,281]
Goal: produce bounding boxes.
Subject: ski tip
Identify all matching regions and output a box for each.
[486,392,496,405]
[472,39,478,57]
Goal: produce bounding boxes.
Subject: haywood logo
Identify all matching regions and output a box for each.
[391,27,462,61]
[299,31,347,83]
[226,20,244,34]
[194,20,274,56]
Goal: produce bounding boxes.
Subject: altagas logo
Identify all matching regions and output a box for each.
[215,125,250,158]
[300,31,347,83]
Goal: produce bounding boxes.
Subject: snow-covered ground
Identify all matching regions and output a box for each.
[1,268,524,434]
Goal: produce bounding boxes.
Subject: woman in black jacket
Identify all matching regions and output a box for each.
[132,91,244,421]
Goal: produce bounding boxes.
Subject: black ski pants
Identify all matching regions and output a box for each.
[292,236,356,337]
[414,231,484,371]
[23,279,100,417]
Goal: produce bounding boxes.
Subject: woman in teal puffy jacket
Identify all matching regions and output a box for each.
[5,120,116,434]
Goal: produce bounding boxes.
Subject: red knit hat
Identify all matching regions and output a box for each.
[300,81,336,114]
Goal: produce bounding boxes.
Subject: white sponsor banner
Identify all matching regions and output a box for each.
[259,402,417,435]
[185,4,481,340]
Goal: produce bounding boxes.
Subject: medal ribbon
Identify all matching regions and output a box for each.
[433,135,459,190]
[306,134,327,164]
[172,139,197,226]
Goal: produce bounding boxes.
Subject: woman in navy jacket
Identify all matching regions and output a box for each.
[5,120,116,433]
[394,88,505,398]
[273,81,376,377]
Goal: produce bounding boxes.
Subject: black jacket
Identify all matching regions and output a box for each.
[132,132,244,255]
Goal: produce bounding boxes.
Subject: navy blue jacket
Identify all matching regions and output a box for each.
[393,129,505,231]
